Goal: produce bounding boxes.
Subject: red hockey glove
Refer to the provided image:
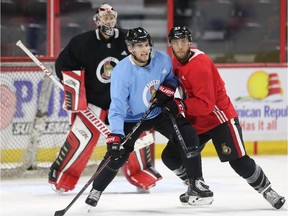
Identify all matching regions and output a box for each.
[107,133,125,160]
[163,98,187,118]
[154,83,176,107]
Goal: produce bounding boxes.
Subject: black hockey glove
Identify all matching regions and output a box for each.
[163,98,187,118]
[154,83,176,107]
[106,133,125,160]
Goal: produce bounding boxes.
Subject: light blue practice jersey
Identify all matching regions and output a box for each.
[109,50,178,136]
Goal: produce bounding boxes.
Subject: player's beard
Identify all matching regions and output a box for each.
[173,49,191,63]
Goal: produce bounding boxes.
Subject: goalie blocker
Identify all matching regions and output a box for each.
[49,104,161,192]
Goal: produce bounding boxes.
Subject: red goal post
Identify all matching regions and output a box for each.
[0,57,107,178]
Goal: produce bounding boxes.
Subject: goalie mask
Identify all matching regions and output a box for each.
[93,3,117,36]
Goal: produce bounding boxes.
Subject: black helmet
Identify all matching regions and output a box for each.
[125,27,153,47]
[168,26,192,45]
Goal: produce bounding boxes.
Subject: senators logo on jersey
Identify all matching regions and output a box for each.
[143,80,160,107]
[96,57,119,83]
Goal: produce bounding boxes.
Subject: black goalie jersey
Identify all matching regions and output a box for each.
[55,28,129,110]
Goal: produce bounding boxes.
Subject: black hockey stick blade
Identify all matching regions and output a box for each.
[54,209,66,216]
[53,157,111,216]
[53,103,156,216]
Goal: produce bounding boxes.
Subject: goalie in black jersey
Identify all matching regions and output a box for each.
[49,3,161,193]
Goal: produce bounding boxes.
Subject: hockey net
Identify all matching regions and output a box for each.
[0,58,108,178]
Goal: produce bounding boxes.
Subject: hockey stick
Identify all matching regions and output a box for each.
[16,40,111,137]
[123,102,156,144]
[53,103,156,216]
[16,40,156,150]
[54,156,111,216]
[16,40,157,215]
[167,112,203,158]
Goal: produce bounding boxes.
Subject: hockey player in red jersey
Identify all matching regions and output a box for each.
[48,3,161,193]
[162,26,285,209]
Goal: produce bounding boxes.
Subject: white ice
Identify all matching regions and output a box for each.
[1,156,287,216]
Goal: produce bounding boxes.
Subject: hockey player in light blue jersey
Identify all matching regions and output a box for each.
[108,38,178,134]
[85,27,213,208]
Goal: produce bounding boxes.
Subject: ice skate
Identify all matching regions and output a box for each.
[48,167,63,193]
[262,186,285,209]
[48,168,71,193]
[85,189,102,207]
[180,177,213,206]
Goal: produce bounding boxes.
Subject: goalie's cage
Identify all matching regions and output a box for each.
[0,58,107,178]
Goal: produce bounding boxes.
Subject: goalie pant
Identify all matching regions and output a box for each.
[48,104,161,192]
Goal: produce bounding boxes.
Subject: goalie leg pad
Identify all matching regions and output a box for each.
[49,107,107,192]
[121,131,162,190]
[63,70,87,111]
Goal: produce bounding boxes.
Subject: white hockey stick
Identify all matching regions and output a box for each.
[16,40,111,137]
[16,40,155,150]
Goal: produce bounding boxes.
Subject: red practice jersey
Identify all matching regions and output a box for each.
[172,48,238,134]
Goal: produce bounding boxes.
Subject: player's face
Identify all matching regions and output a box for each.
[170,38,190,62]
[130,40,151,64]
[100,13,116,28]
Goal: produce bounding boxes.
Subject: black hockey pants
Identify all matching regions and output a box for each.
[92,113,199,191]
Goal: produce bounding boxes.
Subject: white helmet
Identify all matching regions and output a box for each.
[93,3,117,36]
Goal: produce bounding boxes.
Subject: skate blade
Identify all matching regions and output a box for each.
[50,185,66,195]
[137,187,150,194]
[188,196,214,206]
[87,205,94,213]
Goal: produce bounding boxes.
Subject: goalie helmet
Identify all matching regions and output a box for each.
[125,27,153,47]
[93,3,117,36]
[168,26,192,45]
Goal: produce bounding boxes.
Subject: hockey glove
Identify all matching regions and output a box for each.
[163,98,187,118]
[154,83,176,107]
[107,133,125,160]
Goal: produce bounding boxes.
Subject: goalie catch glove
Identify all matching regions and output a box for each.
[163,98,187,118]
[107,133,125,160]
[154,83,176,107]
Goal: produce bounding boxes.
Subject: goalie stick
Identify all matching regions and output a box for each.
[15,40,154,151]
[16,40,111,137]
[54,102,156,216]
[167,112,204,158]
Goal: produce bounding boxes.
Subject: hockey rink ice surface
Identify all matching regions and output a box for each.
[1,156,287,216]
